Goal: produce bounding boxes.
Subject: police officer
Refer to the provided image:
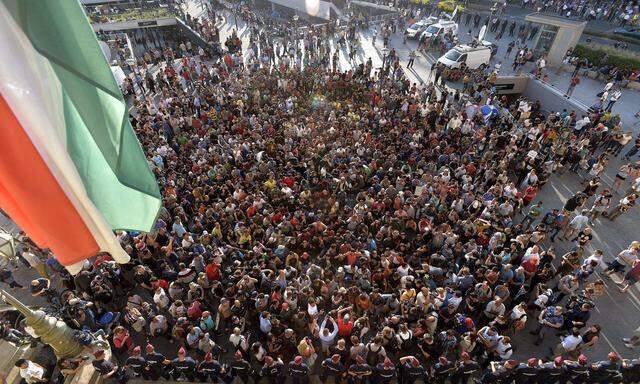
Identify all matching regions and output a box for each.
[348,356,373,384]
[145,343,172,380]
[260,356,284,384]
[375,358,397,384]
[229,350,252,384]
[92,349,128,383]
[562,355,589,384]
[321,354,346,384]
[289,355,310,384]
[621,358,640,384]
[589,352,622,384]
[514,358,540,384]
[125,346,148,379]
[432,356,454,384]
[198,352,222,382]
[172,347,197,382]
[477,360,518,384]
[399,356,426,384]
[539,356,564,384]
[451,352,480,384]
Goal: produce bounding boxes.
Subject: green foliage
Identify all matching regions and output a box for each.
[573,44,640,70]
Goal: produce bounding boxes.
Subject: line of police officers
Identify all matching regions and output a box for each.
[121,344,640,384]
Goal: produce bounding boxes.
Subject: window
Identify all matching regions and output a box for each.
[425,25,439,35]
[445,50,462,61]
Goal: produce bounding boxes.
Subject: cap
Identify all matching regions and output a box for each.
[528,358,538,366]
[234,351,243,360]
[265,356,273,365]
[331,354,341,363]
[178,347,186,355]
[578,355,588,363]
[146,344,154,353]
[132,346,141,354]
[294,356,302,364]
[93,350,105,358]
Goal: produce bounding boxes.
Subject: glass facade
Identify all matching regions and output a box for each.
[533,24,558,58]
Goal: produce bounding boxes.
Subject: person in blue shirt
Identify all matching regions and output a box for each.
[530,305,564,345]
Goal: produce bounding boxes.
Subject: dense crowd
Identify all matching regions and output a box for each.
[515,0,639,26]
[4,3,640,384]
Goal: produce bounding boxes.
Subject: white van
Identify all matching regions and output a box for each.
[437,44,492,69]
[420,20,458,40]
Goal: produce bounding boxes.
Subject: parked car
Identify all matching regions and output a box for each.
[405,16,439,38]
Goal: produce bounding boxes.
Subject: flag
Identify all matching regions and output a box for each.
[0,0,161,272]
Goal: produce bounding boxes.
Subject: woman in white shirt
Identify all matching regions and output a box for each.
[510,302,528,333]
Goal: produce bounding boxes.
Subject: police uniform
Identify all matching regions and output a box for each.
[146,351,171,380]
[402,362,426,384]
[433,360,454,384]
[125,355,148,379]
[452,360,480,384]
[348,363,372,384]
[514,363,540,384]
[477,363,514,384]
[562,361,589,384]
[539,362,563,384]
[622,359,640,384]
[588,360,620,384]
[321,358,346,384]
[375,363,397,384]
[261,362,284,384]
[230,358,252,383]
[289,361,310,384]
[172,357,197,381]
[198,359,222,382]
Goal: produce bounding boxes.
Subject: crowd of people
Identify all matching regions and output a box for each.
[3,2,640,384]
[515,0,639,26]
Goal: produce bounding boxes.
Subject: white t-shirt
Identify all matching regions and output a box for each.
[561,335,582,351]
[20,361,44,383]
[570,215,588,230]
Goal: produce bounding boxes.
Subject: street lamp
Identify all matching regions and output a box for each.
[0,289,85,359]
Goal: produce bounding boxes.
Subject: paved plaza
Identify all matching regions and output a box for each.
[2,0,640,368]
